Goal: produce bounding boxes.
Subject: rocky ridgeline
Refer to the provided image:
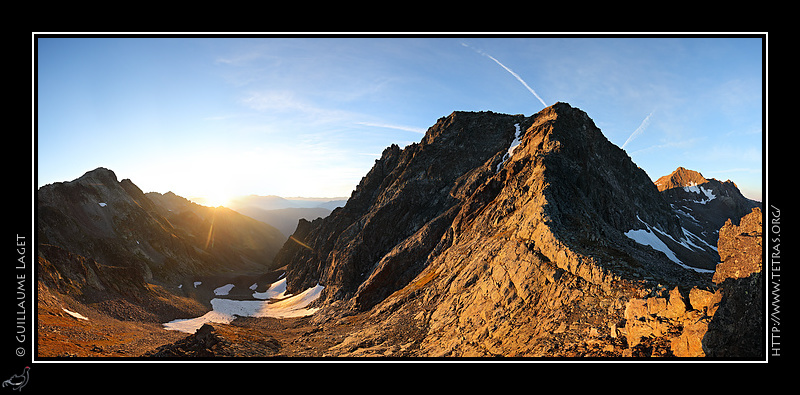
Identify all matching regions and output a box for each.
[268,102,763,357]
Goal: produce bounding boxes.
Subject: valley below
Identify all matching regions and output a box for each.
[37,266,422,358]
[36,268,327,358]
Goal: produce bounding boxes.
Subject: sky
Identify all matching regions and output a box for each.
[35,35,764,204]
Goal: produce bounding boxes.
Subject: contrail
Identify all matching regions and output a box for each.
[356,121,426,134]
[621,111,654,150]
[462,43,547,108]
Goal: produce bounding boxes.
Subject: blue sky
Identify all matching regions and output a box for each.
[36,36,764,203]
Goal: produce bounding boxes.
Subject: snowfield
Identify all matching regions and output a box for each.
[683,182,716,204]
[625,216,714,274]
[164,280,324,334]
[625,228,681,264]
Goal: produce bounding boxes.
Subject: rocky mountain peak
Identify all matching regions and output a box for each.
[72,166,120,186]
[516,102,684,244]
[267,102,762,357]
[420,110,522,146]
[654,167,709,191]
[275,102,705,321]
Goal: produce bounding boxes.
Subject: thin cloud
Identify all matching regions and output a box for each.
[707,167,761,174]
[629,137,702,156]
[621,111,654,150]
[356,122,426,134]
[239,90,356,127]
[462,43,547,108]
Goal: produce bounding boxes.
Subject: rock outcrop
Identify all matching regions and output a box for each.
[705,207,764,357]
[620,207,763,357]
[145,323,282,357]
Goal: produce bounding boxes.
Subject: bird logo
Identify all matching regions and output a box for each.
[2,366,29,391]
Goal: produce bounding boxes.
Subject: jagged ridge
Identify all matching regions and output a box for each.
[136,102,764,358]
[269,102,737,356]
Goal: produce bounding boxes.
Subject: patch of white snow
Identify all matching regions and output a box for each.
[496,123,522,172]
[253,278,288,300]
[63,308,89,320]
[98,202,107,207]
[626,216,718,273]
[164,280,324,333]
[214,283,235,296]
[625,228,682,264]
[683,182,716,204]
[682,228,717,251]
[163,310,234,333]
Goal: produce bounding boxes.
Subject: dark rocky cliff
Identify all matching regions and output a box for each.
[273,111,529,305]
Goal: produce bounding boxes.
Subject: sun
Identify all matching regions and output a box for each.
[197,192,234,208]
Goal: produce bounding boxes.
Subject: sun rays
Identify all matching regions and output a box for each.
[289,235,313,251]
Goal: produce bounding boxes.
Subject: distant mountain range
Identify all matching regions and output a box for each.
[223,195,347,238]
[226,195,348,211]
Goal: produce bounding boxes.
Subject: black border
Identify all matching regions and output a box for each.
[19,32,775,391]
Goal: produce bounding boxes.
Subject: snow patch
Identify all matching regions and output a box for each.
[683,182,716,204]
[682,228,717,252]
[163,310,233,333]
[253,278,288,300]
[98,202,107,207]
[164,281,324,333]
[214,283,235,296]
[625,216,715,273]
[496,123,522,172]
[695,266,715,274]
[194,281,202,288]
[63,308,88,320]
[625,227,682,264]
